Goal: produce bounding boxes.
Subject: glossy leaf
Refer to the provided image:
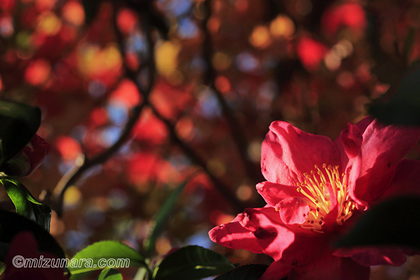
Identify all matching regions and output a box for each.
[0,100,41,166]
[335,196,420,249]
[153,245,235,280]
[214,264,269,280]
[97,268,123,280]
[1,178,51,231]
[69,241,146,275]
[144,174,196,256]
[0,210,65,259]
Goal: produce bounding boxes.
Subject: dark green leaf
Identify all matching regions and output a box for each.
[1,178,51,231]
[214,264,268,280]
[369,62,420,125]
[69,241,146,275]
[97,268,123,280]
[0,100,41,165]
[144,174,196,256]
[335,196,420,249]
[0,210,65,259]
[153,245,235,280]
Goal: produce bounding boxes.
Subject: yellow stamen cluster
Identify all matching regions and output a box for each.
[296,164,356,233]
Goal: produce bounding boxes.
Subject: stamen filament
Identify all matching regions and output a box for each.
[296,164,356,233]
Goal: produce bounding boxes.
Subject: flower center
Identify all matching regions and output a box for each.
[296,164,356,233]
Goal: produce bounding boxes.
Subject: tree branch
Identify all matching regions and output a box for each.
[201,0,263,186]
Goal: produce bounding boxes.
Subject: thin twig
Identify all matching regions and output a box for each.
[124,0,247,211]
[149,105,246,212]
[46,1,153,216]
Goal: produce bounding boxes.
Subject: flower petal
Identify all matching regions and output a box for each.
[259,260,292,280]
[349,119,420,205]
[381,159,420,199]
[334,247,407,266]
[277,197,309,225]
[261,121,339,185]
[210,207,301,261]
[209,214,265,255]
[335,120,365,171]
[288,249,370,280]
[256,181,303,206]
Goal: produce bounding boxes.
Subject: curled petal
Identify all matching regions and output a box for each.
[210,207,296,261]
[209,214,265,255]
[256,181,303,206]
[335,120,364,171]
[261,121,339,185]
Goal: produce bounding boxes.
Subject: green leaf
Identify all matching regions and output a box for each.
[1,178,51,231]
[97,268,123,280]
[0,100,41,165]
[214,264,268,280]
[335,196,420,249]
[369,62,420,125]
[144,174,196,256]
[0,210,65,259]
[69,241,146,275]
[153,245,235,280]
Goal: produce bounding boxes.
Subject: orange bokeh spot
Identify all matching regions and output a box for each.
[270,15,295,38]
[36,11,62,35]
[24,59,51,86]
[207,16,221,33]
[109,79,141,108]
[117,8,137,34]
[249,25,271,49]
[77,44,122,85]
[62,1,85,26]
[54,136,82,161]
[215,76,231,93]
[297,37,328,71]
[210,210,235,225]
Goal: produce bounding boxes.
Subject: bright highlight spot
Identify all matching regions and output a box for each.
[249,25,271,49]
[270,15,295,38]
[156,41,180,78]
[24,59,51,86]
[62,1,85,26]
[64,185,82,208]
[36,12,62,35]
[117,8,137,34]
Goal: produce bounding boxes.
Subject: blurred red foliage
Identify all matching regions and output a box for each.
[1,0,420,278]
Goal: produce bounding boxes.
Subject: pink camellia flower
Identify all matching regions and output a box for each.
[4,231,68,280]
[3,134,50,177]
[209,116,420,280]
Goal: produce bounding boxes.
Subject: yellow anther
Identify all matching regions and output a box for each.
[295,163,356,233]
